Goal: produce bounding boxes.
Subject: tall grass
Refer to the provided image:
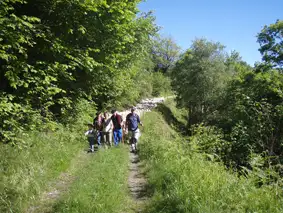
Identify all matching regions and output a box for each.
[0,126,85,213]
[52,146,131,213]
[0,100,96,213]
[139,111,283,213]
[156,98,188,136]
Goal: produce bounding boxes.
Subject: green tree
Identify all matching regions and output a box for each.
[171,39,232,128]
[215,69,283,166]
[257,20,283,70]
[151,35,181,73]
[0,0,157,144]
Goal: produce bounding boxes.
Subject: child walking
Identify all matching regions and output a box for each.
[85,124,95,153]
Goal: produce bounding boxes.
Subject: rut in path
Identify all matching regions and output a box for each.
[125,98,167,212]
[26,97,166,213]
[128,152,149,213]
[26,150,91,213]
[125,98,166,212]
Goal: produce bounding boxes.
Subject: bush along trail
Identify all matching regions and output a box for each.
[22,97,165,213]
[45,97,283,213]
[139,100,283,213]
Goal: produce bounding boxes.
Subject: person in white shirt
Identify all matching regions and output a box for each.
[103,112,113,147]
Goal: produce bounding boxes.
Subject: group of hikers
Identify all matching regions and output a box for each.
[84,107,143,153]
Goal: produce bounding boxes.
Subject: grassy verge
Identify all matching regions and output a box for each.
[52,145,131,213]
[0,100,96,213]
[139,111,283,213]
[0,126,85,213]
[156,98,188,135]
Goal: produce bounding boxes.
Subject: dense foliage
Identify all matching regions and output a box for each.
[258,20,283,70]
[0,0,172,145]
[171,20,283,173]
[140,110,283,213]
[151,35,181,73]
[171,39,233,128]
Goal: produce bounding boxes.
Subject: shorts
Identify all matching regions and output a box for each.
[129,128,141,142]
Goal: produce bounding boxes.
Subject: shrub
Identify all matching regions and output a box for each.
[151,72,172,97]
[139,111,283,213]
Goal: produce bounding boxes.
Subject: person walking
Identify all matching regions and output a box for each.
[126,107,143,153]
[111,109,123,146]
[85,124,95,153]
[93,112,104,147]
[102,111,113,148]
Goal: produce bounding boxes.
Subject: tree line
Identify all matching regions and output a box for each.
[171,20,283,179]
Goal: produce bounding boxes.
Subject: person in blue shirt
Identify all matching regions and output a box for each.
[125,107,143,153]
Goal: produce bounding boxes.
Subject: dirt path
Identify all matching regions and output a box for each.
[125,97,166,212]
[26,97,165,213]
[128,152,149,212]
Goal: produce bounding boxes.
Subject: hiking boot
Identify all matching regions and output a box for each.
[131,149,137,154]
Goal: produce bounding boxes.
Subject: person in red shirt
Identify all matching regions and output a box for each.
[111,109,123,146]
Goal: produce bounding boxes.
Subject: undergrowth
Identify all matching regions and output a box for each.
[0,100,96,213]
[139,111,283,213]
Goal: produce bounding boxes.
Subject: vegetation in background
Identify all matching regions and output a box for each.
[151,35,181,73]
[0,0,167,145]
[170,20,283,174]
[171,39,233,128]
[257,20,283,70]
[214,70,283,167]
[139,109,283,213]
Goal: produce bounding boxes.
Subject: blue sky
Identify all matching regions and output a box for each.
[139,0,283,65]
